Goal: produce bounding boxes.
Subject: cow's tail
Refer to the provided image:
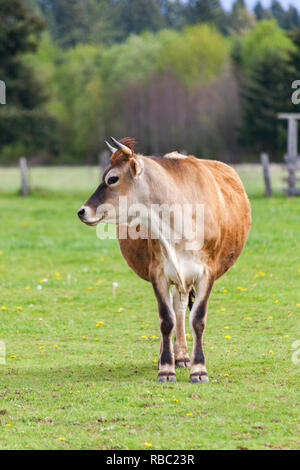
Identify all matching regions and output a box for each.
[188,286,196,311]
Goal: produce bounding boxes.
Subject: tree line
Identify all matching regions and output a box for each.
[1,0,300,164]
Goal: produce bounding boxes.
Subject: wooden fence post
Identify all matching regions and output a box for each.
[20,157,29,196]
[260,152,272,197]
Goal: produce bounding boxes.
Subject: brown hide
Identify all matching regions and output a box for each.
[117,156,251,282]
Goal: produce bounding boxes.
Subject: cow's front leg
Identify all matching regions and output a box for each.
[173,287,190,368]
[152,276,176,382]
[189,274,214,383]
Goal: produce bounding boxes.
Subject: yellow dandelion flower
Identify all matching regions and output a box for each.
[223,373,230,377]
[224,325,229,329]
[88,286,93,290]
[247,317,252,320]
[233,349,238,352]
[17,306,23,311]
[9,355,16,358]
[186,333,191,338]
[268,316,273,320]
[6,423,12,427]
[96,279,103,285]
[220,308,226,312]
[39,346,45,349]
[144,442,152,447]
[186,413,193,416]
[259,272,265,277]
[269,350,274,355]
[58,437,66,441]
[284,335,289,338]
[25,286,31,290]
[226,350,230,353]
[153,359,157,363]
[274,299,279,303]
[172,398,179,403]
[237,286,243,290]
[141,335,147,339]
[53,345,58,348]
[118,308,123,313]
[96,321,104,327]
[225,335,231,339]
[94,338,99,341]
[82,336,86,339]
[222,289,228,293]
[1,306,7,310]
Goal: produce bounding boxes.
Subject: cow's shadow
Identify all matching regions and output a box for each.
[16,361,160,385]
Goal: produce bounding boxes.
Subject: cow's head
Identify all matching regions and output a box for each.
[78,137,145,226]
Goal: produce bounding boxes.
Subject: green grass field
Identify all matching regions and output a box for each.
[0,165,299,450]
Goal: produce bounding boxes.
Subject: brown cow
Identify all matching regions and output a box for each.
[78,137,251,383]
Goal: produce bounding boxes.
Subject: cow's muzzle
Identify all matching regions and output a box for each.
[77,206,105,226]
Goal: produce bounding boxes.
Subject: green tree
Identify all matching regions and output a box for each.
[236,21,295,156]
[184,0,228,34]
[240,20,294,72]
[228,0,256,35]
[238,52,292,155]
[253,1,272,21]
[0,0,56,160]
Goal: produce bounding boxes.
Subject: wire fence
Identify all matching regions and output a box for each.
[0,163,289,197]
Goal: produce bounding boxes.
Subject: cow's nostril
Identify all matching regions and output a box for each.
[78,208,85,218]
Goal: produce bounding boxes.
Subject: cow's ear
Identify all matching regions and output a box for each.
[129,156,144,179]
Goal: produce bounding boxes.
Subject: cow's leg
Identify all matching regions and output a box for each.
[189,274,214,383]
[173,287,190,368]
[151,276,176,383]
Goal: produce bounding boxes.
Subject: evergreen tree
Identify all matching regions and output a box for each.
[158,0,186,29]
[271,0,285,25]
[118,0,164,38]
[228,0,256,35]
[288,28,300,74]
[185,0,228,34]
[238,52,291,156]
[0,0,56,159]
[254,1,272,21]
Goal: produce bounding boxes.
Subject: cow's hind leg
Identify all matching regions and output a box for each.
[151,276,176,383]
[173,287,190,368]
[189,273,214,383]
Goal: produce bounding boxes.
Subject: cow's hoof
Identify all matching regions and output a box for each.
[157,375,167,383]
[175,358,191,369]
[190,372,209,383]
[157,372,176,383]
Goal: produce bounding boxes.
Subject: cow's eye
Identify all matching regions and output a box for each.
[107,176,119,185]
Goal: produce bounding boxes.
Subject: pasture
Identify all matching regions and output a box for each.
[0,165,299,450]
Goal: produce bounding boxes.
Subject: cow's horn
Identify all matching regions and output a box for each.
[110,137,132,156]
[104,140,117,154]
